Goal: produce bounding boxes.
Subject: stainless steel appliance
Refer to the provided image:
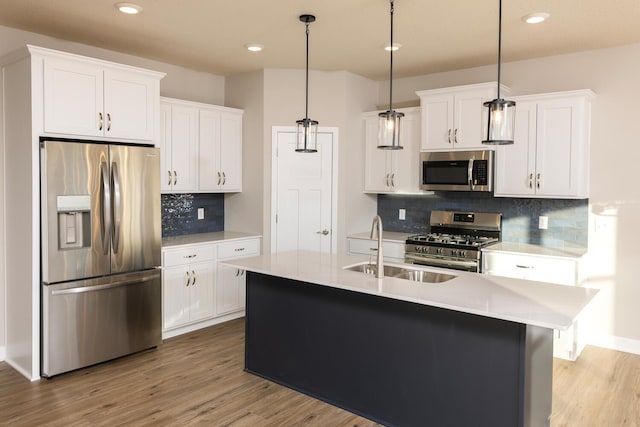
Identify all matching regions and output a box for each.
[405,210,501,272]
[40,139,161,377]
[420,150,494,192]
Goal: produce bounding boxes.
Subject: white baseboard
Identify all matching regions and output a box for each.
[588,334,640,355]
[162,311,245,340]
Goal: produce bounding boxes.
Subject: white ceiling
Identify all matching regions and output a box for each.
[0,0,639,81]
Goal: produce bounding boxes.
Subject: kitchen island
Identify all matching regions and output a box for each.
[222,251,598,427]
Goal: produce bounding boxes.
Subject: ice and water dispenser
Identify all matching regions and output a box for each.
[56,195,91,249]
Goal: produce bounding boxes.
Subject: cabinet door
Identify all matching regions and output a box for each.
[160,103,173,192]
[535,97,586,197]
[188,261,216,323]
[216,265,245,315]
[391,110,420,193]
[453,89,490,149]
[169,104,199,192]
[103,69,155,141]
[162,266,190,329]
[43,57,103,137]
[198,108,222,191]
[219,111,243,192]
[363,115,392,192]
[420,94,454,150]
[494,101,537,197]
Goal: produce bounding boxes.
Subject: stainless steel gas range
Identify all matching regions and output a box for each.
[405,210,502,272]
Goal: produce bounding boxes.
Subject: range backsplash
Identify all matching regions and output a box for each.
[161,193,224,237]
[378,193,588,248]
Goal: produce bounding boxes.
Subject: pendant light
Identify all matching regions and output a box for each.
[295,14,319,153]
[482,0,516,145]
[378,0,403,150]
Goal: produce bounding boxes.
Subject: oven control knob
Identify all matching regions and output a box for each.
[461,251,467,257]
[452,249,459,257]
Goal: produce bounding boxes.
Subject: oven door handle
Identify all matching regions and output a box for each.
[405,253,478,272]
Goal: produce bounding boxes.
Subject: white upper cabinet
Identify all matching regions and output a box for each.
[199,108,243,192]
[42,51,162,142]
[363,107,421,194]
[160,97,243,193]
[417,83,508,151]
[494,90,594,198]
[160,101,199,192]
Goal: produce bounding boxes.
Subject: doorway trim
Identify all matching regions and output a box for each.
[270,126,339,254]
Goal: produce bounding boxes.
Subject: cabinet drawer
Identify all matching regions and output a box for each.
[163,244,216,267]
[348,238,406,260]
[483,252,578,286]
[217,238,260,260]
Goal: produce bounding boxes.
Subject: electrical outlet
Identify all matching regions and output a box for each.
[538,216,548,230]
[399,209,406,220]
[197,207,205,220]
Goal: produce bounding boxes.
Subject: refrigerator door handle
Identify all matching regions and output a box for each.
[111,161,122,254]
[50,274,157,296]
[100,160,112,255]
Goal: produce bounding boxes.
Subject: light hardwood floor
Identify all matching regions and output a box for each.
[0,318,638,426]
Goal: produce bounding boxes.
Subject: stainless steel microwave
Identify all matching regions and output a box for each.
[420,150,494,192]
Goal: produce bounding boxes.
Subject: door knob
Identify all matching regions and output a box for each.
[316,229,329,235]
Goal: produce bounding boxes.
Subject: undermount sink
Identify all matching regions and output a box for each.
[344,263,455,284]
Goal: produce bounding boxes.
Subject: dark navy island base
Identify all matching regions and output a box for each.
[245,272,553,427]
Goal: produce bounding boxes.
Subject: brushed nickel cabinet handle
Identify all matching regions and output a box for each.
[454,128,458,143]
[192,270,196,286]
[529,173,533,189]
[173,171,178,186]
[537,173,541,189]
[447,129,452,144]
[99,112,103,131]
[168,171,172,186]
[107,113,111,131]
[185,271,191,286]
[222,172,226,185]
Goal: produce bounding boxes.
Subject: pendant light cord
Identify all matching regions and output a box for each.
[389,0,394,112]
[305,21,310,121]
[497,0,502,100]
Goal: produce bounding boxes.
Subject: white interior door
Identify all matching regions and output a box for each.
[272,127,337,254]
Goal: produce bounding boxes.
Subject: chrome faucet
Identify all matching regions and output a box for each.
[370,215,384,278]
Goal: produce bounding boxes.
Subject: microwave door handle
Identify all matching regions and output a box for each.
[468,159,475,190]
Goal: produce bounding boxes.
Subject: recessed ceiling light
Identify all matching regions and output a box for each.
[245,44,264,52]
[522,12,550,24]
[115,2,143,15]
[384,43,402,52]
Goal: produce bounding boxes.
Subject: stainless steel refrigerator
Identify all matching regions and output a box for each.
[40,140,162,377]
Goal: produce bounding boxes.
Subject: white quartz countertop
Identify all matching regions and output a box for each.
[162,231,262,248]
[222,250,598,331]
[347,231,414,243]
[483,242,587,259]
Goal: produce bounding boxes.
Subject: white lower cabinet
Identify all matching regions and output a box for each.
[482,249,586,360]
[162,244,216,330]
[162,236,261,338]
[215,238,261,315]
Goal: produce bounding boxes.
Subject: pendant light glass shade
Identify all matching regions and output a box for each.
[482,0,516,145]
[377,110,404,149]
[296,118,319,153]
[378,0,403,150]
[482,98,516,145]
[295,14,318,153]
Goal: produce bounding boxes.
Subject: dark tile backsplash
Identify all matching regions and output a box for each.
[161,193,224,237]
[378,192,588,248]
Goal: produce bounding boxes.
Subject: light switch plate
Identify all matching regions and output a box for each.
[197,207,205,220]
[399,209,406,220]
